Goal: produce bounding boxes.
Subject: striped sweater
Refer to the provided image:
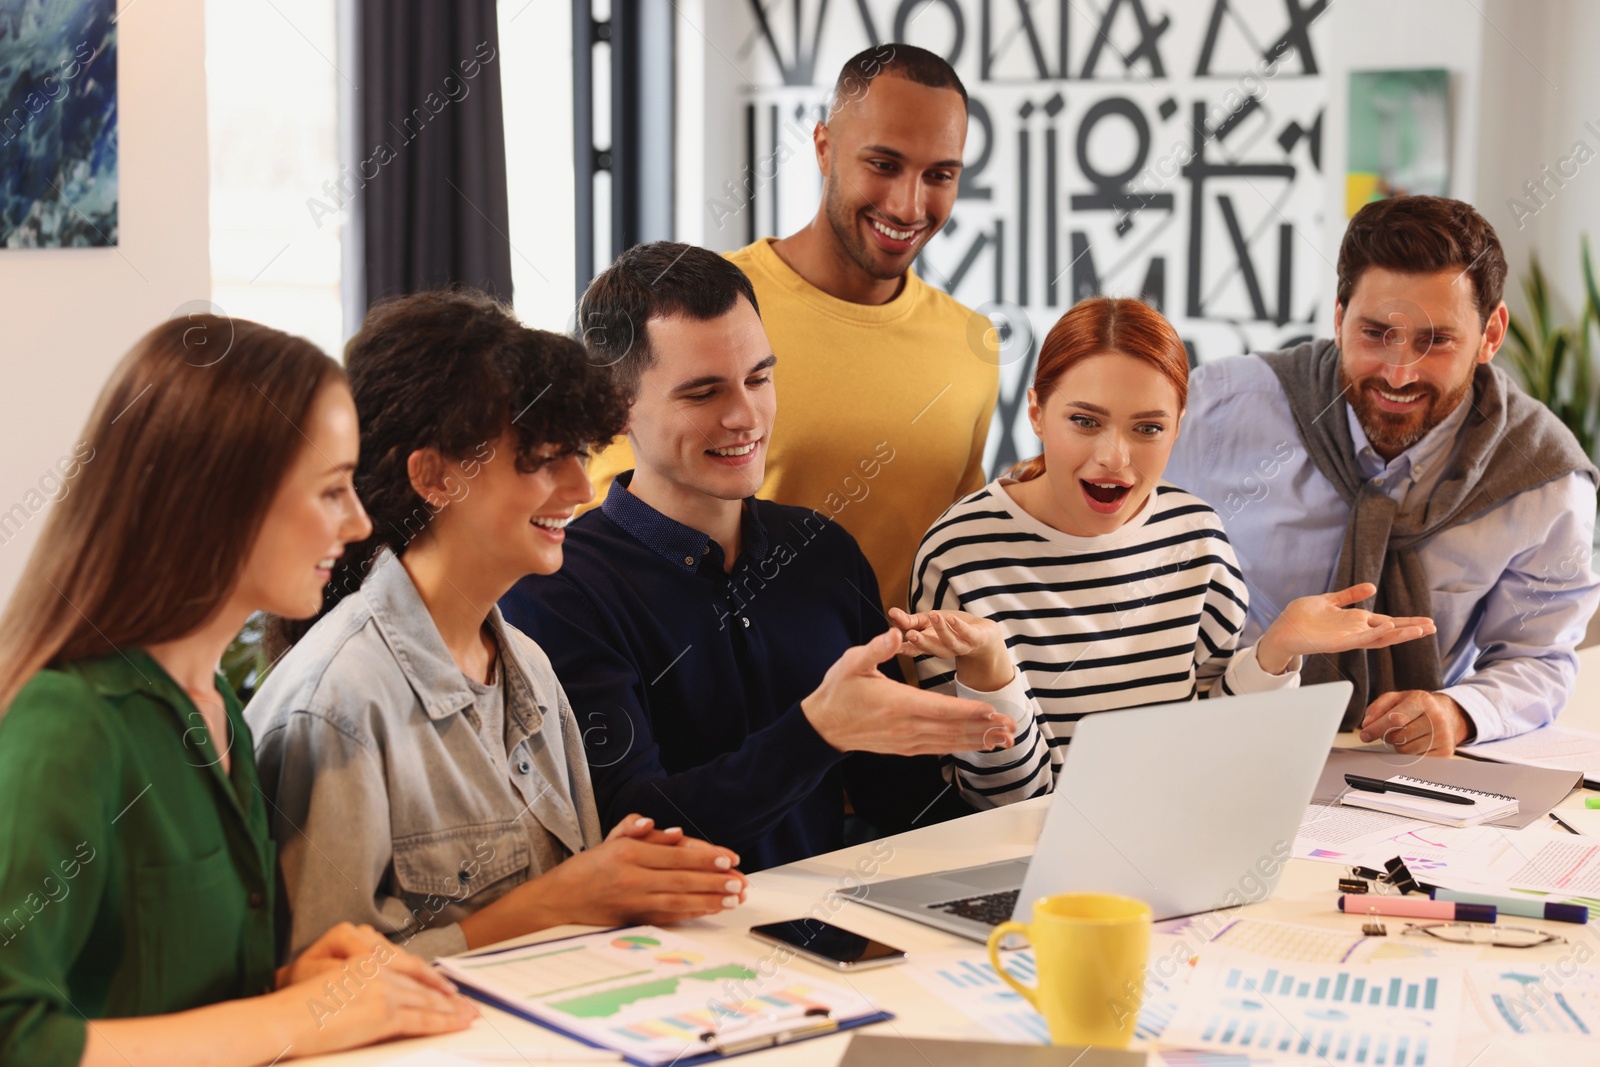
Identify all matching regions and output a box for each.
[909,478,1299,808]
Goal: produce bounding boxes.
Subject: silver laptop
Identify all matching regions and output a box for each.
[843,681,1350,941]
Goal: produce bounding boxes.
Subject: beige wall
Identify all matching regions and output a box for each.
[0,0,211,601]
[1477,0,1600,321]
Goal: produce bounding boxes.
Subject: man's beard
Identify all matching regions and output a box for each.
[1338,365,1475,455]
[822,175,925,282]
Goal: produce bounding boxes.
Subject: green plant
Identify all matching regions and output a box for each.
[1503,235,1600,460]
[221,611,271,704]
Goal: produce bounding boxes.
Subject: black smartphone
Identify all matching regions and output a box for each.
[749,919,907,970]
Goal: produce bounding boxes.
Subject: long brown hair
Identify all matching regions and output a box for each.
[0,315,344,713]
[1010,297,1189,481]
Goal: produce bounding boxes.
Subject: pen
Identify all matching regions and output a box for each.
[1552,812,1581,835]
[458,1050,624,1063]
[1344,774,1474,806]
[1430,888,1589,925]
[700,1008,837,1055]
[1337,895,1495,922]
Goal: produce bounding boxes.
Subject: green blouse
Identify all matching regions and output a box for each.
[0,651,277,1066]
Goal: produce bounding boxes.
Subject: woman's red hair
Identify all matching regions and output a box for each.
[1009,297,1189,481]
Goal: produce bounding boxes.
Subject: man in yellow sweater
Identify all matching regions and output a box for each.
[584,44,998,620]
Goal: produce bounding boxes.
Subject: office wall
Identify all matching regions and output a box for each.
[1319,0,1485,314]
[1322,0,1600,353]
[1476,0,1600,320]
[674,0,1333,472]
[0,0,212,602]
[675,0,1600,471]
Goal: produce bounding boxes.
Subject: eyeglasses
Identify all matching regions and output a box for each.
[1401,922,1566,949]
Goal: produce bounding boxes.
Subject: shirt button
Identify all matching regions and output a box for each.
[458,869,472,884]
[517,759,532,774]
[742,617,750,628]
[702,544,711,554]
[683,555,696,567]
[247,890,265,909]
[1373,477,1385,487]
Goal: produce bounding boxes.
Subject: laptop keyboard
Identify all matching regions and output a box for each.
[929,889,1019,927]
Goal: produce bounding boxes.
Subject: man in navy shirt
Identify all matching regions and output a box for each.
[500,242,1009,871]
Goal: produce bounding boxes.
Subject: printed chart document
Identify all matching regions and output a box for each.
[1463,964,1600,1038]
[901,948,1053,1045]
[436,927,887,1065]
[1295,803,1432,861]
[1450,827,1600,897]
[1461,724,1600,787]
[1161,959,1463,1065]
[902,934,1193,1047]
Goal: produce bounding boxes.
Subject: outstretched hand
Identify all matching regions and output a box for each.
[802,628,1017,755]
[1257,583,1436,675]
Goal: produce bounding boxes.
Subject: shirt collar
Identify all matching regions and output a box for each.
[1346,390,1474,484]
[363,548,494,722]
[69,648,183,700]
[601,470,769,571]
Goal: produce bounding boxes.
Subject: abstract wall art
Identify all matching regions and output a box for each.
[1346,69,1450,217]
[0,0,118,247]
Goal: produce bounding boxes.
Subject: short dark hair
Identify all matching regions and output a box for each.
[831,43,967,115]
[577,241,760,399]
[1336,195,1507,325]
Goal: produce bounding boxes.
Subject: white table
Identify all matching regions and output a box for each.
[300,659,1600,1066]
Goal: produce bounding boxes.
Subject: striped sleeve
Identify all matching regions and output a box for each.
[1193,534,1301,697]
[909,505,1053,809]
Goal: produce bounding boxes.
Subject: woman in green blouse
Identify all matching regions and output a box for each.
[0,316,476,1066]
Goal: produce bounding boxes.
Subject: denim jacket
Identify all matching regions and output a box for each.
[248,550,602,960]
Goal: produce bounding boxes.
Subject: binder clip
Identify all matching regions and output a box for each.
[1338,877,1369,894]
[1362,920,1388,936]
[1382,857,1436,896]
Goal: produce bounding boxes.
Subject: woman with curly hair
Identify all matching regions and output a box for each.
[250,290,747,962]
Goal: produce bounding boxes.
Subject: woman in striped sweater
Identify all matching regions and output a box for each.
[891,298,1434,808]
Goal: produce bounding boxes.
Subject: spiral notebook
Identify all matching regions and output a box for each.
[1340,774,1519,827]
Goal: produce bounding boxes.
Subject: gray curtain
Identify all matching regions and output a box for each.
[357,0,513,304]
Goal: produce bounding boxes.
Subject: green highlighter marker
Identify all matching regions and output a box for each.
[1587,796,1600,809]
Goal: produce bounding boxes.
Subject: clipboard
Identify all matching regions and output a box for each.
[438,926,893,1066]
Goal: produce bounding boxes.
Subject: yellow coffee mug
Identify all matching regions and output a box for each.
[987,892,1152,1048]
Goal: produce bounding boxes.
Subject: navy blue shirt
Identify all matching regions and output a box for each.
[500,473,966,871]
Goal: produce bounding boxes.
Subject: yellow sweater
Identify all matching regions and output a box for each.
[583,237,999,618]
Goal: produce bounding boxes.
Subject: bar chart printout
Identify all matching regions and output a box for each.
[1161,960,1462,1065]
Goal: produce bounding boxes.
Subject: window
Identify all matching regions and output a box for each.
[205,0,343,358]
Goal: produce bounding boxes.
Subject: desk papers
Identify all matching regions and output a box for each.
[1461,724,1600,788]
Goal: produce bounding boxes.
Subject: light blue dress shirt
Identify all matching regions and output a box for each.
[1164,353,1600,742]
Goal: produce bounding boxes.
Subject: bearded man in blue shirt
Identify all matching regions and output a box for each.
[1167,195,1600,756]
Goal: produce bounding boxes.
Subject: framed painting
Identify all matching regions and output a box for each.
[0,0,118,247]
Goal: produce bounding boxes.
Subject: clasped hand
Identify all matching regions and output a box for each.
[529,815,749,927]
